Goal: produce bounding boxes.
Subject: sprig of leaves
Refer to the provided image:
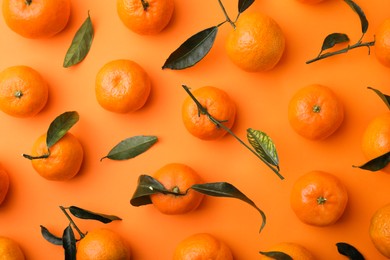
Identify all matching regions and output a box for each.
[162,0,255,69]
[259,251,293,260]
[41,206,122,260]
[182,85,283,179]
[130,174,266,232]
[23,111,79,160]
[306,0,375,64]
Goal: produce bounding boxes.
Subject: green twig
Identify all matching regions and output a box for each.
[59,206,85,239]
[217,0,235,29]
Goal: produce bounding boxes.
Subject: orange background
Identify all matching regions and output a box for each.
[1,0,390,259]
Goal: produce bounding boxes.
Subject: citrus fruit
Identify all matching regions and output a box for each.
[2,0,71,39]
[295,0,326,4]
[0,65,48,118]
[95,59,151,113]
[361,112,390,173]
[225,11,285,72]
[259,242,315,260]
[28,132,84,181]
[117,0,174,35]
[288,84,344,140]
[182,86,236,140]
[290,170,348,226]
[173,233,233,260]
[150,163,204,215]
[369,203,390,258]
[76,228,131,260]
[0,236,25,260]
[0,164,10,206]
[375,19,390,67]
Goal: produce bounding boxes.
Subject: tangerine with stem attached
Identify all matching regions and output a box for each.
[150,163,204,215]
[259,242,315,260]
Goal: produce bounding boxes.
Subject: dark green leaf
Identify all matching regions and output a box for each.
[191,182,266,232]
[336,242,365,260]
[238,0,255,13]
[63,12,94,68]
[247,128,279,170]
[367,86,390,110]
[101,136,158,161]
[46,111,79,149]
[40,225,63,246]
[259,251,293,260]
[353,151,390,171]
[130,175,168,207]
[162,26,218,70]
[63,226,76,260]
[321,33,350,52]
[343,0,368,34]
[69,206,122,224]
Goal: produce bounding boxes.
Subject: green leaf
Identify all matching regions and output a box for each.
[259,251,293,260]
[68,206,122,224]
[46,111,79,149]
[62,226,76,260]
[191,182,266,232]
[343,0,368,34]
[63,12,94,68]
[162,26,218,70]
[130,175,168,207]
[353,151,390,171]
[367,86,390,110]
[40,225,63,246]
[247,128,279,170]
[336,242,365,260]
[101,135,158,161]
[321,33,350,52]
[238,0,255,13]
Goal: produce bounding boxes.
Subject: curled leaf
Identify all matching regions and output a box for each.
[238,0,255,13]
[130,175,168,207]
[353,151,390,171]
[162,26,218,70]
[101,135,158,161]
[367,86,390,110]
[247,128,279,170]
[69,206,122,224]
[63,12,94,68]
[259,251,293,260]
[336,242,365,260]
[191,182,266,232]
[63,225,76,260]
[40,225,63,246]
[320,33,350,53]
[46,111,79,149]
[343,0,368,34]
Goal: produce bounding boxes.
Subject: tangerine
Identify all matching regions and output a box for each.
[288,84,344,140]
[0,164,10,206]
[290,170,348,226]
[2,0,71,39]
[375,19,390,67]
[369,203,390,258]
[117,0,174,35]
[0,65,48,118]
[361,112,390,173]
[95,59,151,113]
[76,228,131,260]
[182,86,236,140]
[259,242,315,260]
[150,163,204,215]
[173,233,233,260]
[28,132,84,181]
[295,0,326,4]
[225,11,285,72]
[0,236,25,260]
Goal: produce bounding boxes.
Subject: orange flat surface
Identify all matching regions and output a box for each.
[1,0,390,259]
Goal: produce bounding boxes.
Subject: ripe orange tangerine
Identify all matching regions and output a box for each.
[0,164,10,206]
[375,19,390,67]
[369,203,390,258]
[0,236,25,260]
[150,163,204,215]
[259,242,315,260]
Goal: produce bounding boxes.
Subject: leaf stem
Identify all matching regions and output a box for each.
[59,206,85,239]
[182,85,284,180]
[217,0,235,29]
[22,152,50,160]
[306,38,375,64]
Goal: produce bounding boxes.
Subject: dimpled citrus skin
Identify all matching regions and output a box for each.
[0,236,25,260]
[375,19,390,67]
